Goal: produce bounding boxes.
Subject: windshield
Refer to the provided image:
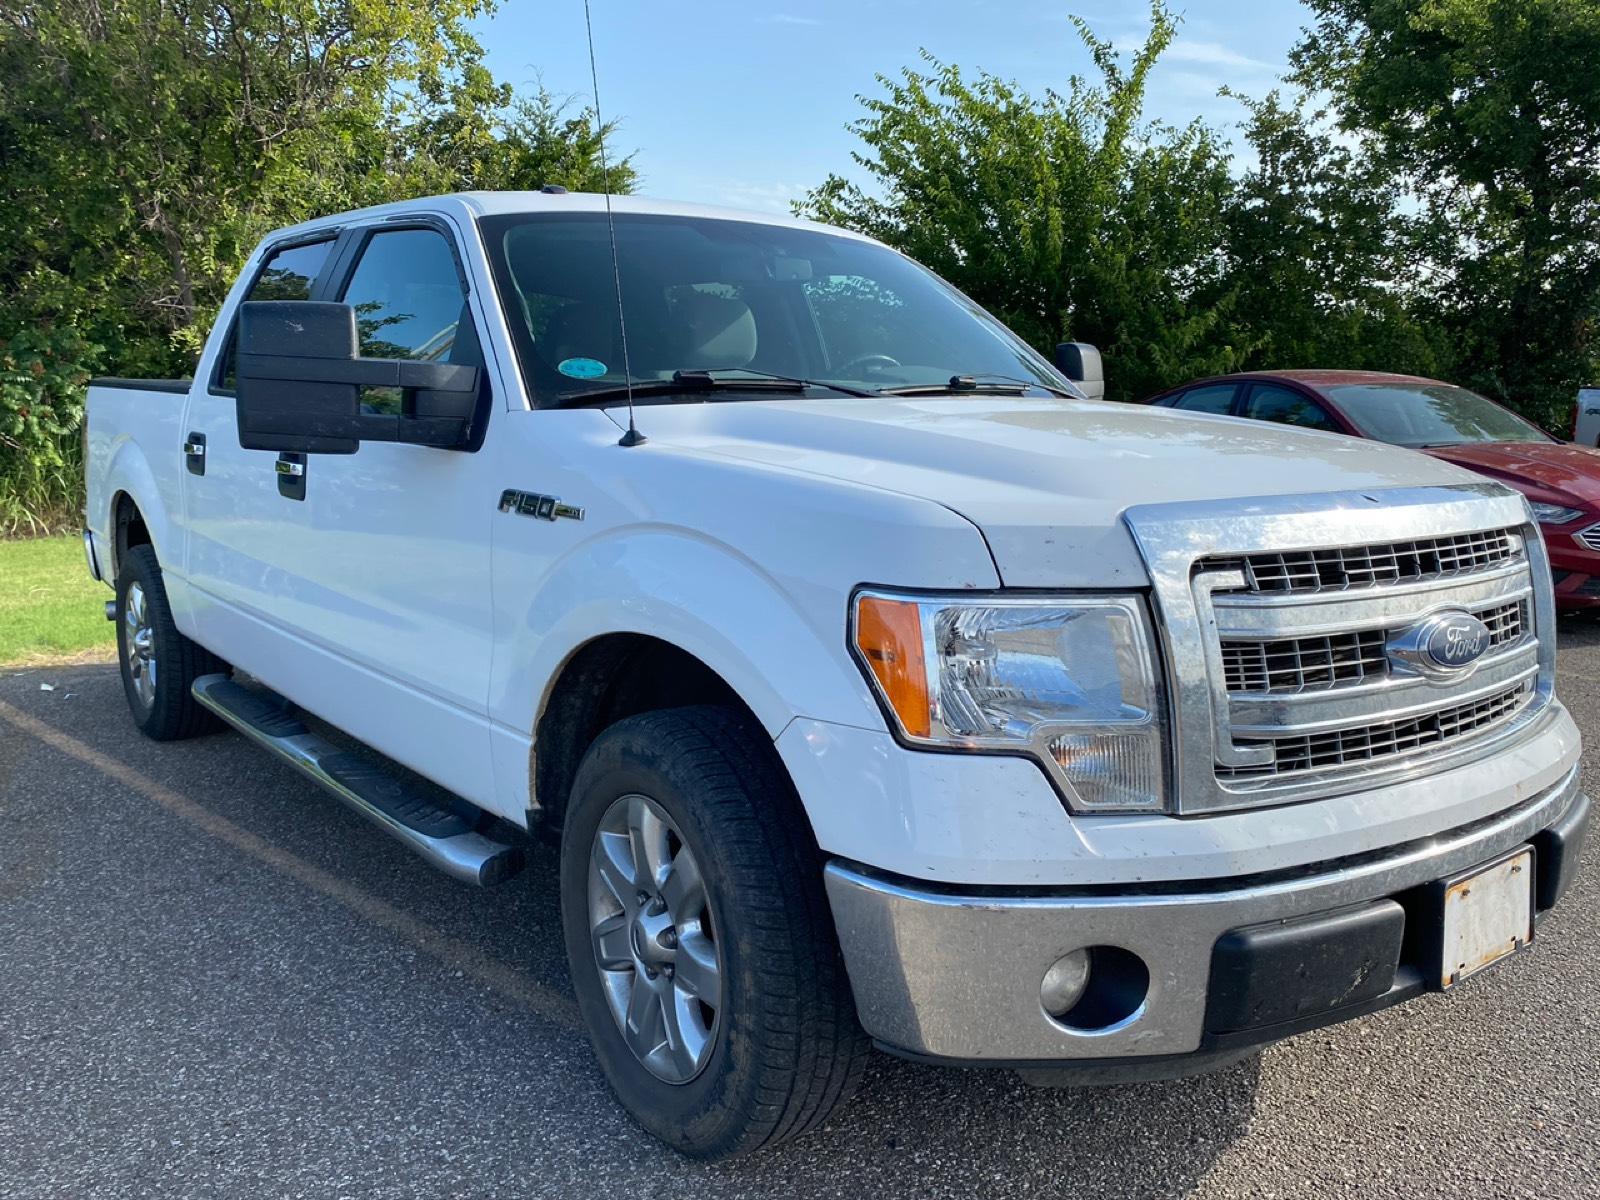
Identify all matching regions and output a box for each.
[480,212,1070,405]
[1328,382,1552,447]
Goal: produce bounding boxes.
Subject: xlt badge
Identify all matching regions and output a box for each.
[498,489,584,522]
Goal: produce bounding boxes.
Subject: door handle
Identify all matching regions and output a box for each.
[276,452,307,501]
[184,432,206,476]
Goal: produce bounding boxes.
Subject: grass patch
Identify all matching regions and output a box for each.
[0,534,116,666]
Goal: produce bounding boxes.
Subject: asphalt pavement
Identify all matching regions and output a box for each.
[2,623,1598,1199]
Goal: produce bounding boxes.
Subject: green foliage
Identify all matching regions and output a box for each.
[0,0,634,532]
[803,0,1599,421]
[1222,89,1442,375]
[800,5,1247,402]
[0,327,99,535]
[1292,0,1600,428]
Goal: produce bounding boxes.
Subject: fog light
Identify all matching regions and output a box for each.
[1040,949,1091,1017]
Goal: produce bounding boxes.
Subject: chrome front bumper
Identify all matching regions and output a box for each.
[826,765,1588,1065]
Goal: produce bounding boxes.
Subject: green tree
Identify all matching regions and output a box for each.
[0,0,494,372]
[1292,0,1600,425]
[0,0,633,531]
[798,3,1246,402]
[399,68,637,197]
[1222,90,1441,375]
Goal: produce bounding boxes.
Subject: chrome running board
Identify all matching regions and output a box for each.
[192,674,524,886]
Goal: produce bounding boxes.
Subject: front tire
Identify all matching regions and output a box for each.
[560,705,867,1159]
[115,544,228,740]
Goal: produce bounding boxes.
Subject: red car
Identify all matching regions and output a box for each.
[1145,370,1600,609]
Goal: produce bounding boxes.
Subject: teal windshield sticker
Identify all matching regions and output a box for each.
[558,356,608,379]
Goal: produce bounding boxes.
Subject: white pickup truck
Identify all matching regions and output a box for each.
[84,192,1589,1159]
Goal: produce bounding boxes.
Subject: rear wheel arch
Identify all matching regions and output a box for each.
[110,490,152,580]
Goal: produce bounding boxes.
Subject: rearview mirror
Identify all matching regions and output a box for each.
[236,301,481,454]
[1054,342,1105,401]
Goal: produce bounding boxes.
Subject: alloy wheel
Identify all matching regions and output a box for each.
[587,793,723,1084]
[122,581,157,711]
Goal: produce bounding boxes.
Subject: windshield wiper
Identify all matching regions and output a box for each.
[698,368,878,397]
[559,368,875,406]
[876,373,1073,398]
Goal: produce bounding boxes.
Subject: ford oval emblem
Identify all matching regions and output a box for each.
[1424,613,1491,669]
[1389,610,1493,679]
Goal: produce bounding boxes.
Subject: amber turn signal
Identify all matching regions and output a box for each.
[854,595,931,738]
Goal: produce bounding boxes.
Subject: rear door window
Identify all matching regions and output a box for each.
[1242,383,1342,432]
[218,238,335,388]
[248,241,334,301]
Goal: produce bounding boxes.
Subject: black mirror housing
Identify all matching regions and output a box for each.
[236,301,480,454]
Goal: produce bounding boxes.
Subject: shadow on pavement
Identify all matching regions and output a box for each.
[0,661,1264,1199]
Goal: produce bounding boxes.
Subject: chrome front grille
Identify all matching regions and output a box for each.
[1218,682,1534,780]
[1220,527,1519,594]
[1221,629,1386,694]
[1219,599,1527,696]
[1124,484,1555,814]
[1577,522,1600,552]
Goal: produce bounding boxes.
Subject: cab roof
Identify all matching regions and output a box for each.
[263,190,872,246]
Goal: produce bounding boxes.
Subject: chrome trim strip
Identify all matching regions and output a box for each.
[191,674,517,885]
[1124,483,1552,814]
[1218,692,1555,796]
[826,765,1583,1061]
[1225,651,1537,731]
[1211,572,1531,636]
[1210,555,1528,611]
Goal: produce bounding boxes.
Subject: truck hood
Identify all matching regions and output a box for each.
[1422,440,1600,507]
[629,396,1480,587]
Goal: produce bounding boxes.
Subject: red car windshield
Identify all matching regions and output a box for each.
[1328,383,1552,448]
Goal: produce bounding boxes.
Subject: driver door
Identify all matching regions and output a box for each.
[271,221,501,803]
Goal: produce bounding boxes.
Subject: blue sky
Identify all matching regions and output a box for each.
[470,1,1311,212]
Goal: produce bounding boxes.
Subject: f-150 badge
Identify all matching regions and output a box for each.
[498,489,584,522]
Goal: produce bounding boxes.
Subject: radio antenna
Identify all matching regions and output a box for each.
[582,0,644,447]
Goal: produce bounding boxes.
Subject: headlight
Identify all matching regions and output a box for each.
[851,591,1168,813]
[1530,502,1583,525]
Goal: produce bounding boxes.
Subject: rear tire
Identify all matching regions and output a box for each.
[116,544,228,740]
[560,705,867,1159]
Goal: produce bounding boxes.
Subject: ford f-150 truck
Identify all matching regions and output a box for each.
[83,192,1590,1159]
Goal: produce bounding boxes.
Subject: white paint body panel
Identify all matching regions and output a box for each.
[83,192,1579,889]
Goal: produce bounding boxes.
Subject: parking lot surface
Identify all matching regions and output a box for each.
[2,625,1598,1199]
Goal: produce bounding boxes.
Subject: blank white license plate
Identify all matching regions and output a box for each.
[1440,849,1534,989]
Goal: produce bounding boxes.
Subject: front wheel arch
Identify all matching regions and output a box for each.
[532,633,806,840]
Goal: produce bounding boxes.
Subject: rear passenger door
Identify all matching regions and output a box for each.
[184,234,339,640]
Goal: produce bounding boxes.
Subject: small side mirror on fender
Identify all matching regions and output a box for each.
[1054,342,1105,401]
[236,300,480,454]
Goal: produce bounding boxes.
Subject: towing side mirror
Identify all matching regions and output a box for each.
[235,300,480,454]
[1054,342,1105,401]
